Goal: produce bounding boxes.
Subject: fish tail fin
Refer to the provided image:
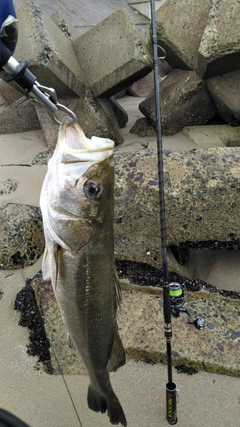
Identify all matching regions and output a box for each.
[107,329,126,372]
[107,394,127,426]
[87,385,107,414]
[88,386,127,426]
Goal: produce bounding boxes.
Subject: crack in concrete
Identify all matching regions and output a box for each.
[0,164,31,167]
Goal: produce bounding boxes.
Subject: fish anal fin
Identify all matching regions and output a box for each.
[107,330,126,372]
[114,265,122,308]
[67,333,76,350]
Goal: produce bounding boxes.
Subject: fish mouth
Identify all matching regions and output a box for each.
[58,117,115,163]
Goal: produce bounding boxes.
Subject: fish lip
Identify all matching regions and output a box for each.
[59,117,115,159]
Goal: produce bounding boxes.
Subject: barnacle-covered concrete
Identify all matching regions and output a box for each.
[0,204,44,269]
[114,147,240,269]
[34,274,240,377]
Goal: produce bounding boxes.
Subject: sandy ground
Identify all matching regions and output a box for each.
[0,96,240,427]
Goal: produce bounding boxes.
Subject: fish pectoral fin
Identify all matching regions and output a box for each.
[67,333,76,350]
[42,243,59,291]
[107,329,126,372]
[42,248,51,280]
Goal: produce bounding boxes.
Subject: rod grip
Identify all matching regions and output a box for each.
[163,284,171,326]
[166,382,178,425]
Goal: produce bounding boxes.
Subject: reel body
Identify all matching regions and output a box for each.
[169,282,205,330]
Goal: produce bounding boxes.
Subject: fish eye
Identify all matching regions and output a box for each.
[84,181,102,199]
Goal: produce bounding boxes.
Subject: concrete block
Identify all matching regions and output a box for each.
[36,93,124,148]
[35,104,58,150]
[50,12,79,41]
[0,97,40,134]
[182,125,240,148]
[127,70,154,97]
[156,0,210,70]
[72,8,153,97]
[197,0,240,78]
[139,69,216,136]
[130,117,156,137]
[207,70,240,125]
[0,203,44,269]
[14,1,85,98]
[114,147,240,268]
[98,97,128,129]
[0,79,22,107]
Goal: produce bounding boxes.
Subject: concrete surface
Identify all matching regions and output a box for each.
[14,0,148,35]
[1,96,240,427]
[1,262,240,427]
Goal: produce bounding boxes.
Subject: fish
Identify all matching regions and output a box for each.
[40,117,127,426]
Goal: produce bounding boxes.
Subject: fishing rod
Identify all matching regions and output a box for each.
[149,0,178,424]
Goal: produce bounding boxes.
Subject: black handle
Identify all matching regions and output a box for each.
[0,41,36,92]
[0,41,12,67]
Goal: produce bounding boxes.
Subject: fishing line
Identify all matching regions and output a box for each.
[51,344,83,427]
[17,259,82,426]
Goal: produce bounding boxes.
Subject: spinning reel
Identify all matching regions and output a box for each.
[169,282,205,330]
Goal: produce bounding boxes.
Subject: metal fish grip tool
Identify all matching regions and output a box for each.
[150,0,179,424]
[0,41,76,124]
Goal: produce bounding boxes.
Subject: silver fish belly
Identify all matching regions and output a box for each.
[40,118,127,426]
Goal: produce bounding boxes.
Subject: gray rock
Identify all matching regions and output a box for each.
[197,0,240,78]
[0,203,44,269]
[72,8,153,97]
[114,147,240,269]
[207,70,240,125]
[0,179,17,195]
[156,0,210,70]
[32,150,53,165]
[139,69,216,135]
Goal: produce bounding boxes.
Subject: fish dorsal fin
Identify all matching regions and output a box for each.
[107,329,126,372]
